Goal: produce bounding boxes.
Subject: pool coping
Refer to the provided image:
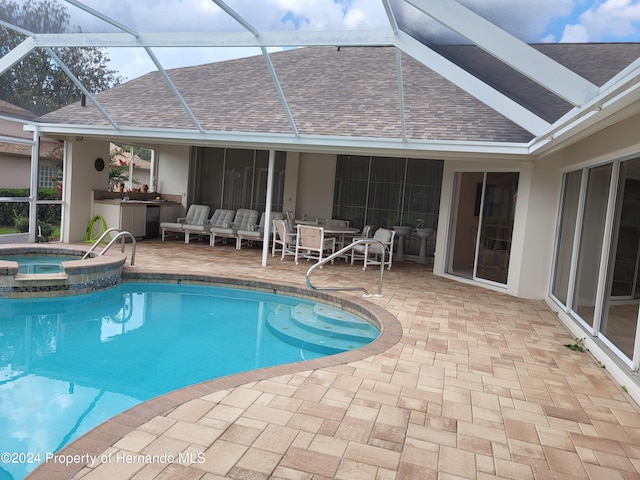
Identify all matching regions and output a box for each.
[26,272,403,480]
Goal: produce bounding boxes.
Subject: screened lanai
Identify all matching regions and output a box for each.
[2,0,640,418]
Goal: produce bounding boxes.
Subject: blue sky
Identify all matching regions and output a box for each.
[542,0,640,42]
[66,0,640,80]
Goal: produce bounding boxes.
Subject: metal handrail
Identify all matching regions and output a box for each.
[305,239,387,297]
[82,228,136,266]
[82,227,120,259]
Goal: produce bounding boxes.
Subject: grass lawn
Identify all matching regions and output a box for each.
[0,225,61,238]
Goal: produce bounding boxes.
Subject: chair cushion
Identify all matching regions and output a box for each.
[183,204,210,225]
[209,209,235,228]
[233,209,259,230]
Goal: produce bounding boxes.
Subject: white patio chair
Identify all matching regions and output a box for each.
[161,204,209,241]
[182,208,233,244]
[350,227,395,270]
[236,211,285,249]
[295,224,336,266]
[272,219,296,260]
[210,208,258,247]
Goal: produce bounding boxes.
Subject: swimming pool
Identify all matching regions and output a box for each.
[0,281,378,479]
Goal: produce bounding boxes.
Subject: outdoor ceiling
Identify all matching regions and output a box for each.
[2,0,640,157]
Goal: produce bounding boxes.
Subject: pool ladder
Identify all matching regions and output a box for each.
[305,239,387,297]
[82,227,136,266]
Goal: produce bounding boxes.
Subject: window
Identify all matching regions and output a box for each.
[332,155,443,257]
[38,163,59,188]
[191,147,286,212]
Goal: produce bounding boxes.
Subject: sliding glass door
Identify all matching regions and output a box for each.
[448,171,519,286]
[552,157,640,367]
[601,159,640,360]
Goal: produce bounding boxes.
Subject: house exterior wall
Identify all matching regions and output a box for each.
[0,155,30,188]
[156,144,190,210]
[295,152,337,222]
[282,151,299,216]
[63,139,110,242]
[537,111,640,297]
[434,157,537,297]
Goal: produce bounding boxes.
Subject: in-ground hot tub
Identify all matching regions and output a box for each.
[0,244,126,297]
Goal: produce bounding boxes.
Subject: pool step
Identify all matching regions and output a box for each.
[309,304,374,328]
[291,304,377,341]
[266,304,377,354]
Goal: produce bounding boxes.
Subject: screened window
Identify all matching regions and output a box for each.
[191,147,285,213]
[332,155,443,231]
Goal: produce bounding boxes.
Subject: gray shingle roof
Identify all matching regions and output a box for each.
[38,44,640,144]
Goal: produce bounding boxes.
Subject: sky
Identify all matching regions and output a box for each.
[60,0,640,80]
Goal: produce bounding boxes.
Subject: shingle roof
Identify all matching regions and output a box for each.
[0,99,36,120]
[0,139,61,159]
[38,44,640,144]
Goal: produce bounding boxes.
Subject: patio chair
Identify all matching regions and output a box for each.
[285,210,295,230]
[272,219,296,260]
[210,208,259,247]
[350,227,395,270]
[183,208,234,244]
[236,211,285,249]
[295,224,336,266]
[161,204,209,241]
[343,224,373,262]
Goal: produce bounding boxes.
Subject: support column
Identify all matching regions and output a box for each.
[261,149,276,267]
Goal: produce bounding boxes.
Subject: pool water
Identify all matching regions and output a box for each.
[0,254,82,274]
[0,282,378,479]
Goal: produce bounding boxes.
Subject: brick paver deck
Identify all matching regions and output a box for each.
[27,239,640,479]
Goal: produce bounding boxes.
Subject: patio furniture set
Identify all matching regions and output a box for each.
[160,205,284,249]
[161,204,397,269]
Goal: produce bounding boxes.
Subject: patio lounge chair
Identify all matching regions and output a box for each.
[350,227,395,270]
[236,211,285,249]
[160,204,209,241]
[295,224,336,266]
[210,208,259,247]
[183,208,234,244]
[272,219,296,260]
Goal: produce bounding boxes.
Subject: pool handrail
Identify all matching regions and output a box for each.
[82,228,136,266]
[305,238,386,297]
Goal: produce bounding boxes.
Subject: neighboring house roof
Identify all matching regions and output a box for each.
[0,100,61,159]
[110,144,151,170]
[0,140,61,160]
[37,44,640,145]
[0,99,36,120]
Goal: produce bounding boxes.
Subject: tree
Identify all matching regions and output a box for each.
[0,0,123,114]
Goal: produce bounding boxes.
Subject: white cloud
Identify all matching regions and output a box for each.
[560,23,590,42]
[571,0,640,41]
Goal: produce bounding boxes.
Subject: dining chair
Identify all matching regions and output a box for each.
[350,227,395,270]
[295,224,336,266]
[272,219,296,260]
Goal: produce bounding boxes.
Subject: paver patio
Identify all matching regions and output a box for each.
[27,238,640,480]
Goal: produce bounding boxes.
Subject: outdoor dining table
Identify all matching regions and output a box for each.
[321,225,361,252]
[294,220,360,252]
